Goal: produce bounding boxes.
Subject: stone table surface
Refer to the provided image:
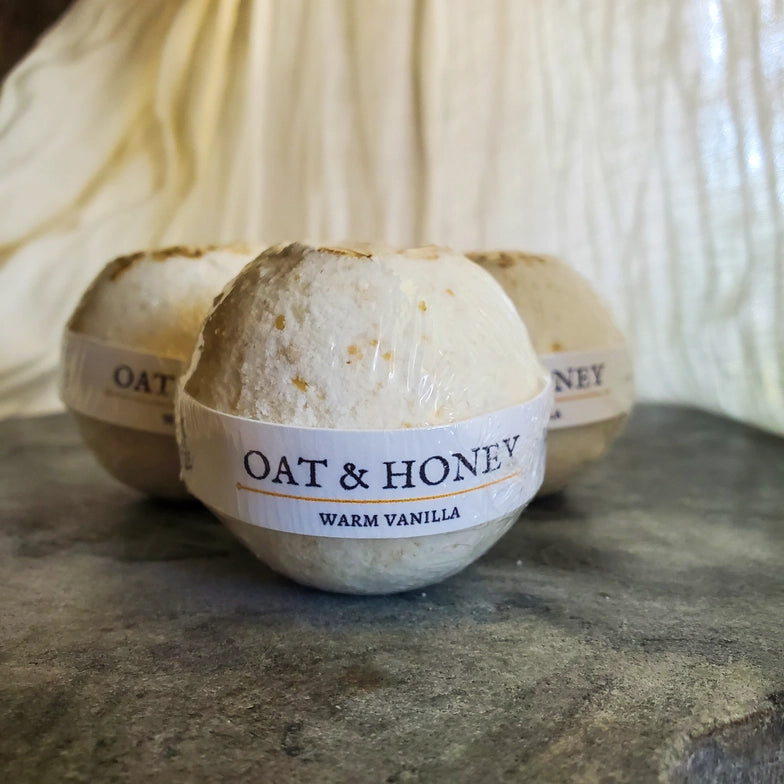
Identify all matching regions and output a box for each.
[1,406,783,784]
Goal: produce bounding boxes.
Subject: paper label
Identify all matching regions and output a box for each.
[539,347,633,429]
[60,330,183,435]
[178,379,552,539]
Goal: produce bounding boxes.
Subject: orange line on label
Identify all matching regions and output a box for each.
[556,389,610,403]
[235,471,520,505]
[103,388,173,408]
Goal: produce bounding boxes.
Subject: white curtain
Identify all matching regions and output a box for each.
[0,0,782,433]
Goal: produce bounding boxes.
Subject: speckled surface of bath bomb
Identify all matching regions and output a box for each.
[468,250,633,495]
[181,242,549,593]
[64,244,261,498]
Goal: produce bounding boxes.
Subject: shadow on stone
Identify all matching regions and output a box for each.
[110,497,238,562]
[669,698,784,783]
[525,490,590,523]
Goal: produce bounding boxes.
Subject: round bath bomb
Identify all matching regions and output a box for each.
[468,250,634,495]
[178,242,551,594]
[61,244,261,498]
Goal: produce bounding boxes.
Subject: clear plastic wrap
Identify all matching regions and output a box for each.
[177,242,553,594]
[469,250,634,495]
[59,245,260,497]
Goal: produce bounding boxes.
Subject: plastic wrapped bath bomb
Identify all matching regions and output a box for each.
[468,250,634,495]
[60,244,261,498]
[177,242,552,594]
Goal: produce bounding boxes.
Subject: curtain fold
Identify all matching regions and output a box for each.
[0,0,781,434]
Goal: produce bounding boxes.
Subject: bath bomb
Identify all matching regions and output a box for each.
[468,250,634,495]
[179,242,550,594]
[62,244,261,497]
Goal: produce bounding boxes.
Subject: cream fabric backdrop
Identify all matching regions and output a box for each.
[0,0,782,433]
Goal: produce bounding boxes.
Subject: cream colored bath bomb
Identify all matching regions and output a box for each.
[65,244,261,497]
[181,242,548,594]
[468,250,633,495]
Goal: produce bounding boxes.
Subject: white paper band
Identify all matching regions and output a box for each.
[178,379,552,539]
[539,347,634,429]
[59,331,183,435]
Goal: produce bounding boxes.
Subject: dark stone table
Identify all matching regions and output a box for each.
[1,406,782,783]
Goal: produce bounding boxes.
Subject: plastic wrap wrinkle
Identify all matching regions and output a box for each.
[186,243,542,430]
